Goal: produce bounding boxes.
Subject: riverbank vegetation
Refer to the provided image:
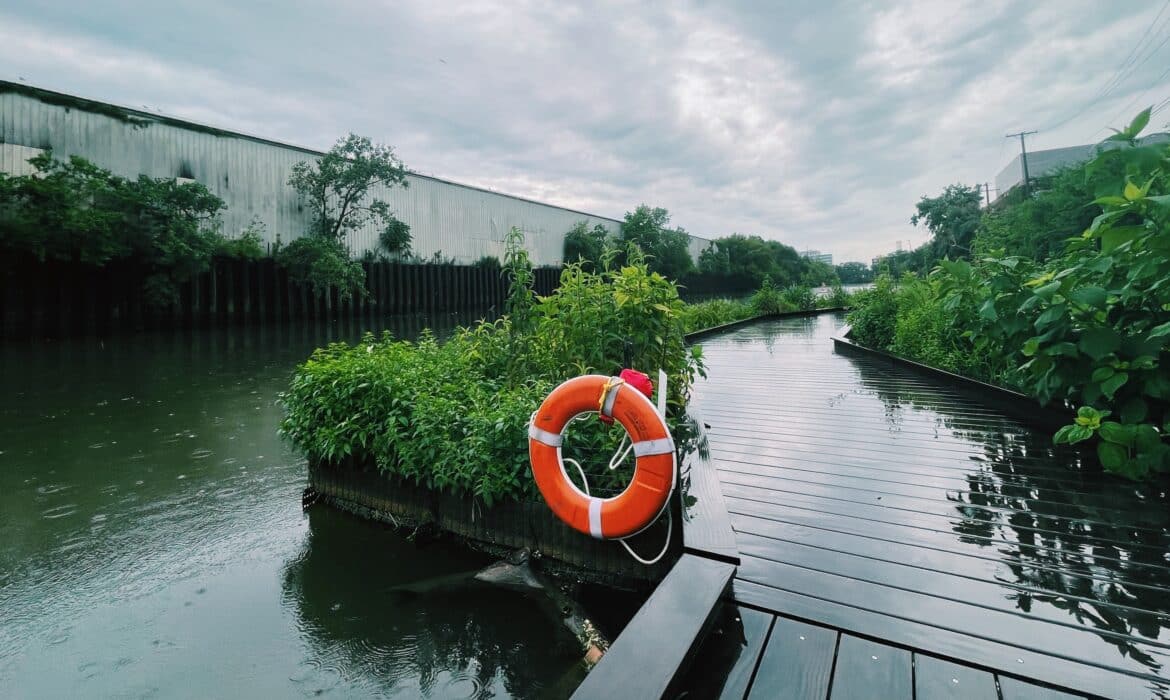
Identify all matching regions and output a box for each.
[282,229,851,504]
[848,109,1170,479]
[282,230,704,505]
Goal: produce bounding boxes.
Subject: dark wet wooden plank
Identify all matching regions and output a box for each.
[681,424,740,564]
[829,635,911,699]
[997,675,1087,700]
[747,616,837,700]
[713,607,772,700]
[914,654,997,699]
[731,578,1146,699]
[572,554,734,700]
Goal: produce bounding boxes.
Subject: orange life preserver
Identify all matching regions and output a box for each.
[528,374,675,540]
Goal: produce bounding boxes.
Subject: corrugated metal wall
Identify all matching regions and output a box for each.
[2,87,708,267]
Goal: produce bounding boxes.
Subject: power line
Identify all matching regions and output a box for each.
[1093,61,1170,139]
[1041,0,1170,131]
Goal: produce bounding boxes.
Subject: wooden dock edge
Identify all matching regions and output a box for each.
[831,328,1072,431]
[571,554,736,699]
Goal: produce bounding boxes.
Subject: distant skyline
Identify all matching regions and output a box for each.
[2,1,1169,263]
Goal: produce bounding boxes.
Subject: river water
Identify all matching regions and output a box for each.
[0,315,586,699]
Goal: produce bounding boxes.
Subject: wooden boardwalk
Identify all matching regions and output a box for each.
[678,313,1170,699]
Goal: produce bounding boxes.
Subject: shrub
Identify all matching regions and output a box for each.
[678,298,754,333]
[846,275,898,349]
[780,285,817,311]
[281,229,705,505]
[750,276,787,315]
[216,216,266,259]
[277,235,366,300]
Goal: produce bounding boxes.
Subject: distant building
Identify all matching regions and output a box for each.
[801,250,833,266]
[0,81,714,266]
[995,133,1170,199]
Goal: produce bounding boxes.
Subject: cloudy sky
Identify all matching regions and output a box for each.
[2,1,1169,263]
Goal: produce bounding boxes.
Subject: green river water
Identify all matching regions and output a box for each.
[0,316,586,699]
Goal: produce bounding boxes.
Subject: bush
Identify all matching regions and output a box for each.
[820,285,855,308]
[277,235,366,300]
[781,285,817,311]
[750,277,788,315]
[846,109,1170,480]
[281,229,705,505]
[216,217,266,259]
[846,275,898,349]
[678,298,754,333]
[0,151,225,306]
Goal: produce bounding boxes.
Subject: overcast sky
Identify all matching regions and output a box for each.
[2,1,1169,263]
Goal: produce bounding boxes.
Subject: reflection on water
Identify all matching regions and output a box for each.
[282,507,584,699]
[0,312,583,698]
[845,344,1170,675]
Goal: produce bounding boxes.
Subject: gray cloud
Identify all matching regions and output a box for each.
[2,0,1168,262]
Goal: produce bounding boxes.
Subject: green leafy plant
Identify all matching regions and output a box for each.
[847,109,1170,480]
[0,151,225,306]
[281,230,706,505]
[750,276,787,315]
[216,216,266,259]
[277,235,365,301]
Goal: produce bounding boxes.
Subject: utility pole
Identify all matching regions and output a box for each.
[1006,130,1037,198]
[983,182,992,208]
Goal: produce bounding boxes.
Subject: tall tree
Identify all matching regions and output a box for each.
[288,134,410,247]
[619,205,694,280]
[911,184,983,261]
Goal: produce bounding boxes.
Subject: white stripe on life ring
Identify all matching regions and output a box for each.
[528,423,563,447]
[632,437,674,457]
[588,497,603,539]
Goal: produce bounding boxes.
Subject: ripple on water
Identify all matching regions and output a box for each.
[190,448,213,460]
[440,671,482,699]
[36,484,72,495]
[42,504,78,520]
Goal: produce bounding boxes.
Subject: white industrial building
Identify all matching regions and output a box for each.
[0,82,710,266]
[995,133,1170,200]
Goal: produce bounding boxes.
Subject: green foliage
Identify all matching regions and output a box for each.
[911,184,984,260]
[563,220,611,270]
[0,151,224,305]
[781,285,817,311]
[973,167,1096,261]
[216,216,266,259]
[472,255,501,270]
[277,235,365,301]
[288,133,409,242]
[835,262,874,284]
[678,298,755,333]
[378,217,412,258]
[820,285,856,309]
[281,231,705,505]
[849,113,1170,479]
[750,276,788,315]
[846,275,899,350]
[619,205,695,281]
[696,234,807,289]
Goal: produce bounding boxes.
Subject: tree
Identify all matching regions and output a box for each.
[0,151,225,306]
[563,220,610,269]
[619,205,694,280]
[911,184,983,261]
[835,261,873,284]
[696,234,806,288]
[288,133,410,245]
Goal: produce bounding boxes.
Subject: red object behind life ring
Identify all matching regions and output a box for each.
[528,375,675,540]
